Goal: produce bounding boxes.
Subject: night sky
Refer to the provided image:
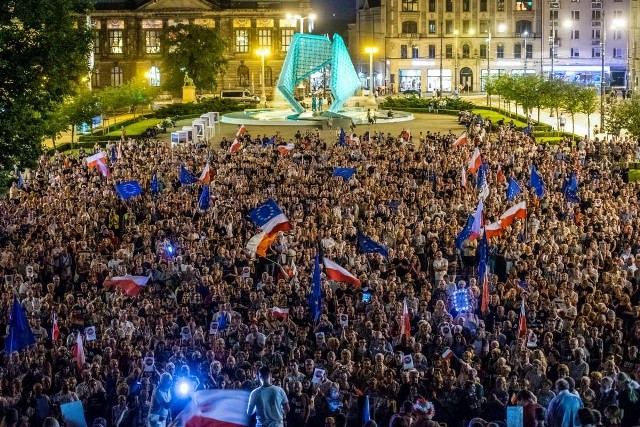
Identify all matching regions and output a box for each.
[310,0,356,35]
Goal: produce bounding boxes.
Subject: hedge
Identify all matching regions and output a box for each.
[154,98,257,117]
[379,96,475,111]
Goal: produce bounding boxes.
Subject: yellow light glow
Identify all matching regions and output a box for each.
[454,29,459,35]
[498,23,507,33]
[469,28,476,35]
[364,46,378,54]
[256,48,270,56]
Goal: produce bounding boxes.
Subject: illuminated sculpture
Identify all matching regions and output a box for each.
[276,33,361,114]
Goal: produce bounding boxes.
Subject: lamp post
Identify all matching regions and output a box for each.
[522,31,529,74]
[256,47,269,106]
[601,15,625,130]
[364,46,378,97]
[454,29,459,93]
[286,12,317,34]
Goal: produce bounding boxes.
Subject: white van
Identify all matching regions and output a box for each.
[220,89,260,102]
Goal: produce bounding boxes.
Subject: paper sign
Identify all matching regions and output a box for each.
[209,321,218,335]
[85,326,96,341]
[144,357,155,372]
[339,314,349,327]
[181,326,192,340]
[507,406,523,427]
[312,368,326,384]
[402,354,414,370]
[61,401,88,427]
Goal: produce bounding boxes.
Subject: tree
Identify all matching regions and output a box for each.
[0,0,93,171]
[96,85,129,134]
[540,79,566,132]
[576,87,599,138]
[122,79,159,118]
[562,83,582,137]
[61,88,100,144]
[607,94,640,137]
[161,24,228,93]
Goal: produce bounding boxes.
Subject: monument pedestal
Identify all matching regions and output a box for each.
[182,86,196,103]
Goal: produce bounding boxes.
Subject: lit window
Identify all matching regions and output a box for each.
[235,29,249,53]
[109,30,123,54]
[111,66,123,86]
[145,30,161,54]
[281,29,294,52]
[258,29,272,48]
[148,66,160,86]
[402,0,418,11]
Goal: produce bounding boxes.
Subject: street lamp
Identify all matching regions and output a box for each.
[522,31,529,74]
[256,48,270,106]
[601,14,625,130]
[364,46,378,97]
[286,12,316,34]
[454,30,459,93]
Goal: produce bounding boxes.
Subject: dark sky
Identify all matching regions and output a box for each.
[310,0,356,35]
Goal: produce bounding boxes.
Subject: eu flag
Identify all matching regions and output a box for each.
[309,255,322,323]
[151,172,159,195]
[17,171,23,189]
[455,215,475,251]
[198,185,210,211]
[363,395,371,424]
[339,128,347,147]
[506,177,521,201]
[530,165,545,198]
[249,199,284,227]
[180,165,198,185]
[110,145,117,164]
[5,297,36,353]
[115,181,143,200]
[357,233,389,258]
[477,162,488,190]
[333,167,356,180]
[217,312,228,331]
[562,172,581,204]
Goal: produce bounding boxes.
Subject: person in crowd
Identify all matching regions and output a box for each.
[247,366,289,427]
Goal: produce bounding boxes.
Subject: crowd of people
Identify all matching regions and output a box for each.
[1,119,640,427]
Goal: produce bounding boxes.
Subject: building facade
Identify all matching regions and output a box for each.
[90,0,311,98]
[348,0,630,95]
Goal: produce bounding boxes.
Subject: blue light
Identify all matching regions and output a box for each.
[176,379,192,396]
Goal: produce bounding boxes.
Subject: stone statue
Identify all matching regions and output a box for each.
[184,71,194,87]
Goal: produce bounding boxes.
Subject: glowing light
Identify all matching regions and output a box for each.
[176,380,191,396]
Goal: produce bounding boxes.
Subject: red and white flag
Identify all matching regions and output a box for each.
[485,221,503,239]
[236,125,247,137]
[323,257,361,287]
[401,298,411,338]
[230,138,241,153]
[180,390,251,427]
[496,165,504,184]
[442,348,454,360]
[277,143,295,155]
[452,132,468,147]
[400,129,411,143]
[86,152,109,177]
[104,275,149,296]
[198,163,212,184]
[499,201,527,228]
[518,299,528,338]
[272,307,289,319]
[480,270,490,314]
[52,312,60,342]
[73,333,85,372]
[468,148,482,174]
[461,166,467,189]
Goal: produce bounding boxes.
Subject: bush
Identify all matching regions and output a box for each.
[379,96,475,111]
[155,98,256,118]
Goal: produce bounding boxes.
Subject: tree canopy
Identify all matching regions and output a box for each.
[161,24,228,93]
[0,0,93,170]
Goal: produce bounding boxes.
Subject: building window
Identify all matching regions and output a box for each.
[571,11,580,20]
[526,44,532,58]
[235,29,249,53]
[446,0,453,12]
[515,20,532,34]
[237,64,250,87]
[402,21,418,34]
[550,10,558,20]
[446,44,453,58]
[515,0,533,10]
[462,44,470,58]
[613,10,623,18]
[401,44,408,58]
[497,0,505,12]
[480,0,488,11]
[412,46,419,58]
[111,66,123,86]
[109,30,123,54]
[402,0,418,11]
[571,30,579,39]
[497,43,504,58]
[612,30,622,40]
[462,20,470,34]
[445,20,453,34]
[429,20,437,34]
[613,47,623,58]
[480,44,487,58]
[258,29,272,48]
[463,0,471,11]
[148,66,160,86]
[592,10,601,20]
[428,44,436,58]
[92,69,100,87]
[145,30,161,54]
[281,29,294,52]
[480,20,489,34]
[264,66,273,86]
[514,44,522,58]
[429,0,437,12]
[592,29,601,40]
[592,47,601,58]
[93,32,101,55]
[571,48,579,57]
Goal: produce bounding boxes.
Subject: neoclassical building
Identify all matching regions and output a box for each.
[91,0,312,98]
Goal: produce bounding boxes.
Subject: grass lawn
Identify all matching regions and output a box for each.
[472,109,528,128]
[106,118,162,137]
[629,169,640,182]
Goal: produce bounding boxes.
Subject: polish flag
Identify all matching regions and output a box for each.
[104,275,150,296]
[73,333,85,372]
[452,132,468,147]
[198,163,212,184]
[182,390,251,427]
[86,152,106,168]
[461,167,467,189]
[518,299,528,338]
[52,312,60,342]
[272,307,289,319]
[236,125,247,137]
[323,257,361,287]
[468,148,482,174]
[469,199,484,241]
[401,298,411,338]
[230,138,241,153]
[499,201,527,228]
[245,231,278,258]
[277,143,295,155]
[485,221,503,239]
[441,348,454,360]
[496,165,505,184]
